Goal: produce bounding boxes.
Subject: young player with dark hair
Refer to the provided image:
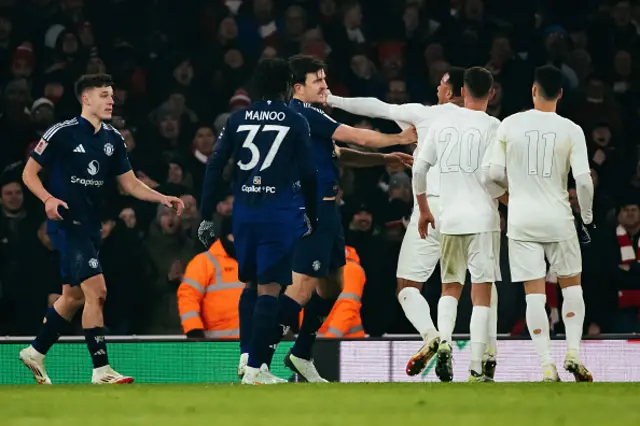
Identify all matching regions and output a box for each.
[20,73,184,384]
[488,65,594,382]
[415,66,505,382]
[265,54,416,382]
[198,58,319,384]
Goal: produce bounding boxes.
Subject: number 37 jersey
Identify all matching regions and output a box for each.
[421,108,501,235]
[203,100,315,222]
[488,110,590,242]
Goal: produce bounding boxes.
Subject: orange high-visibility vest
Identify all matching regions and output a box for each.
[177,240,244,338]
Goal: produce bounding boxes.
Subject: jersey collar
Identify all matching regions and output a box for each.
[77,115,105,136]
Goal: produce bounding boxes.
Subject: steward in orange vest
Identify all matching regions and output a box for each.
[177,225,244,338]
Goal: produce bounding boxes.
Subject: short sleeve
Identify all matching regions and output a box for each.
[30,124,64,166]
[299,106,341,140]
[112,133,133,176]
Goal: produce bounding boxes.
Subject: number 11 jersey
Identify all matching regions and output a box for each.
[489,109,590,242]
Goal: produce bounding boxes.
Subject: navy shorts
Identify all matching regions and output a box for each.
[48,226,102,287]
[293,200,346,277]
[233,220,296,285]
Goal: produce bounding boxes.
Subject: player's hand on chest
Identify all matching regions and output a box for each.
[66,133,117,178]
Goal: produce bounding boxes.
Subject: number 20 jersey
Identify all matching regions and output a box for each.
[491,110,590,242]
[421,108,501,235]
[217,100,316,222]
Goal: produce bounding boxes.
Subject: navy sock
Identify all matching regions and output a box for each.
[84,327,109,369]
[32,307,69,355]
[238,287,257,354]
[248,295,279,369]
[291,292,336,360]
[265,295,302,367]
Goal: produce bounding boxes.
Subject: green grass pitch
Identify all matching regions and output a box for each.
[1,383,639,426]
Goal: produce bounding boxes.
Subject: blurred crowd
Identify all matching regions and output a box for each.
[1,0,640,337]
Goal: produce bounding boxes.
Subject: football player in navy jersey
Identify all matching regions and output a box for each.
[273,55,416,382]
[198,58,318,384]
[20,74,184,385]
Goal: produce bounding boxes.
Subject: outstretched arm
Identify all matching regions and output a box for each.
[332,124,416,148]
[117,171,184,214]
[336,146,413,168]
[327,94,425,129]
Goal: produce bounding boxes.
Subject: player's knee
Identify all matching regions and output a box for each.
[81,276,107,304]
[286,274,317,305]
[441,282,463,299]
[57,288,85,313]
[318,271,342,299]
[396,278,423,295]
[471,282,492,307]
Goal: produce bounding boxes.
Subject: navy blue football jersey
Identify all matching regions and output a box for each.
[30,116,132,231]
[288,99,341,199]
[200,100,317,222]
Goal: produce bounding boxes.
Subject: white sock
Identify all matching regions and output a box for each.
[561,286,585,358]
[398,287,438,340]
[487,284,498,356]
[470,306,490,373]
[437,295,458,343]
[28,345,45,358]
[93,365,111,375]
[526,294,553,366]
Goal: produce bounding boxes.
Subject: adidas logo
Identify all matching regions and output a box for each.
[73,144,86,153]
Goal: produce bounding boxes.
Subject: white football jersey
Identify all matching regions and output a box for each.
[488,109,590,242]
[421,108,501,235]
[389,102,461,208]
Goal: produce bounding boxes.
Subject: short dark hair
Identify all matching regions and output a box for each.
[534,65,563,100]
[250,58,293,100]
[74,73,114,99]
[288,54,327,86]
[446,66,465,97]
[463,67,494,99]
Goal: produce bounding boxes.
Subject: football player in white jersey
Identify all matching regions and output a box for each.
[415,67,507,382]
[488,65,594,382]
[326,68,472,376]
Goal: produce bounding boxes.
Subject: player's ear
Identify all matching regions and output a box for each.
[531,84,537,100]
[461,86,466,99]
[558,88,564,101]
[488,87,496,102]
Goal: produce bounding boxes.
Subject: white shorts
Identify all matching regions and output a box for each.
[508,237,582,282]
[440,231,501,284]
[396,198,441,283]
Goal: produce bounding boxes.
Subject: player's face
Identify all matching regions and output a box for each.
[84,86,114,120]
[296,69,328,104]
